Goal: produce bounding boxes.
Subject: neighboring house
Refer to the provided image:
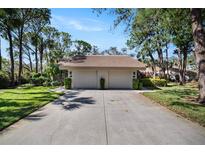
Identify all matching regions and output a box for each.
[59,55,146,89]
[168,66,197,81]
[142,66,162,77]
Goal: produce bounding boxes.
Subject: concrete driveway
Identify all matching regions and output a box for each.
[0,90,205,145]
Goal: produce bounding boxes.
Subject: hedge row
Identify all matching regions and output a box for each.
[133,78,167,89]
[31,73,62,86]
[141,78,167,87]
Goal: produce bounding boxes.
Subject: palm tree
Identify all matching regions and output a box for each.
[29,9,51,73]
[0,9,18,85]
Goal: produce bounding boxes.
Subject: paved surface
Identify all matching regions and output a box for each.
[1,90,205,145]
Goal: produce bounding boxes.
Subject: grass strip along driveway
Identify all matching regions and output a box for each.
[143,83,205,127]
[0,85,63,130]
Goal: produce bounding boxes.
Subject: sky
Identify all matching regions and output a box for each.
[50,8,129,50]
[1,8,175,58]
[1,8,130,58]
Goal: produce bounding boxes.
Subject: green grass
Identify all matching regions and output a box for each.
[143,82,205,127]
[0,85,63,130]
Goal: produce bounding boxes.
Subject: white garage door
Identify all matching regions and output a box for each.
[108,71,132,89]
[72,70,97,89]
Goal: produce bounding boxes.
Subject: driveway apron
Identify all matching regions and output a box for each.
[0,90,205,144]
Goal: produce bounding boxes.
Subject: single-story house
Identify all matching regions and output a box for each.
[58,55,146,89]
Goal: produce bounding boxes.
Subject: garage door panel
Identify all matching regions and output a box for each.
[108,71,132,89]
[73,70,97,89]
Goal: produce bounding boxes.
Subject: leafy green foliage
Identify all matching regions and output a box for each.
[64,78,72,89]
[71,40,92,56]
[133,79,143,90]
[140,78,155,87]
[133,79,140,90]
[50,81,61,86]
[42,27,72,63]
[140,78,167,87]
[0,86,63,130]
[20,76,30,84]
[43,80,51,87]
[139,82,143,90]
[93,8,136,32]
[151,78,167,87]
[127,9,170,72]
[0,70,10,89]
[44,63,60,81]
[31,73,48,86]
[143,83,205,126]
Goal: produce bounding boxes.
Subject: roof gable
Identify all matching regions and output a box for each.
[59,55,146,69]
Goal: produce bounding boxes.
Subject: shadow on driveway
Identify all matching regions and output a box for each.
[24,113,47,121]
[53,90,96,111]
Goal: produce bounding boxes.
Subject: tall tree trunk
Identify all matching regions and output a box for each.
[177,49,183,85]
[40,52,43,74]
[193,51,199,80]
[182,48,188,84]
[148,51,156,79]
[165,43,169,80]
[18,28,23,84]
[39,40,44,74]
[35,44,38,73]
[45,49,50,65]
[191,8,205,104]
[0,38,2,71]
[7,29,14,86]
[28,51,32,72]
[157,45,165,78]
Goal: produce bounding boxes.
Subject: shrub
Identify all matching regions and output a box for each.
[51,81,61,87]
[21,76,30,84]
[140,78,155,87]
[151,78,167,87]
[32,73,41,78]
[45,63,60,81]
[133,79,143,90]
[140,78,167,87]
[139,82,143,90]
[21,72,32,84]
[133,79,139,90]
[0,71,10,89]
[31,73,48,86]
[64,78,72,89]
[43,80,51,87]
[100,78,105,90]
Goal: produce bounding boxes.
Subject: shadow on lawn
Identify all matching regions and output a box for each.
[4,91,53,95]
[163,88,197,99]
[170,101,202,110]
[161,88,205,109]
[53,90,96,111]
[0,91,60,130]
[0,96,58,103]
[0,105,36,130]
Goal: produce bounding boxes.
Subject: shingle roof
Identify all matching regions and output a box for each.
[58,55,146,69]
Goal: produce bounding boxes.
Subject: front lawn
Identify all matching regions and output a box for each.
[143,82,205,127]
[0,85,63,130]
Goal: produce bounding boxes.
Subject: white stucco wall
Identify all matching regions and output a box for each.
[64,67,137,89]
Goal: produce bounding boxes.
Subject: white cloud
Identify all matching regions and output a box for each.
[52,15,106,32]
